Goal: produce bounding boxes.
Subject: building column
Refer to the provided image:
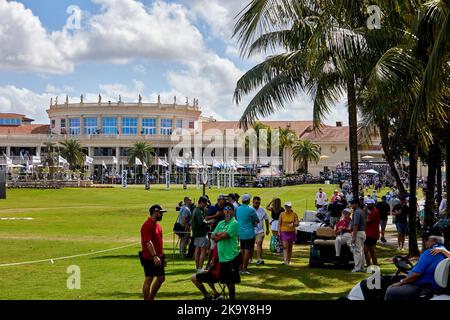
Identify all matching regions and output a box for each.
[98,115,103,134]
[80,115,85,136]
[156,116,161,135]
[6,146,11,157]
[137,116,143,136]
[117,115,122,135]
[116,146,120,173]
[172,116,177,132]
[36,145,42,157]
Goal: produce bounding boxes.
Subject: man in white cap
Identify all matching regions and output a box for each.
[236,194,259,274]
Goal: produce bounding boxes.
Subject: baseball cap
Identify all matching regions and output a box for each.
[284,202,292,207]
[149,204,167,214]
[343,208,352,215]
[218,194,227,200]
[365,198,375,205]
[242,194,251,202]
[199,196,208,203]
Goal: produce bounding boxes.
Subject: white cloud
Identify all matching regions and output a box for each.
[132,64,147,74]
[0,0,73,74]
[45,84,75,94]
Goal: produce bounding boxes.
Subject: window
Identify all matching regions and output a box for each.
[69,118,81,135]
[84,117,98,135]
[142,118,156,135]
[189,121,195,129]
[160,118,173,135]
[94,148,115,157]
[51,120,56,129]
[5,118,11,125]
[61,119,66,128]
[0,118,4,125]
[102,117,118,135]
[122,117,137,135]
[176,119,183,129]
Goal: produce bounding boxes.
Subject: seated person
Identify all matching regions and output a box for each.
[385,230,447,300]
[191,245,223,300]
[334,209,352,262]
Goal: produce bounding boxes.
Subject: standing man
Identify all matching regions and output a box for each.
[177,196,193,258]
[192,196,210,272]
[350,199,366,273]
[140,204,167,300]
[328,196,344,227]
[236,194,259,275]
[229,193,240,211]
[376,196,391,243]
[364,199,380,266]
[252,196,269,265]
[392,197,409,250]
[205,194,227,269]
[315,188,327,210]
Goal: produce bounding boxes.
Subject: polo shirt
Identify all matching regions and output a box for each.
[140,218,164,259]
[213,218,240,263]
[410,244,446,289]
[191,207,208,238]
[350,208,366,231]
[376,202,390,221]
[253,207,268,235]
[236,204,259,240]
[365,207,380,239]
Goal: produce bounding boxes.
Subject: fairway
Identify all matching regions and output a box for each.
[0,184,397,300]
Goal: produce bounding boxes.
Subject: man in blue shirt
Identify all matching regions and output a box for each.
[236,194,259,275]
[385,230,447,300]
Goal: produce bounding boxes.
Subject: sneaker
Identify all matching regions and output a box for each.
[351,269,365,273]
[196,268,205,273]
[256,260,264,265]
[241,271,251,275]
[380,237,387,243]
[249,259,253,264]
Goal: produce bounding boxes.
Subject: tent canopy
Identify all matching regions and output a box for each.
[363,169,378,174]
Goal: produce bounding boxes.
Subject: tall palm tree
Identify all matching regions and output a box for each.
[43,141,57,167]
[59,139,85,171]
[127,141,154,170]
[292,140,321,174]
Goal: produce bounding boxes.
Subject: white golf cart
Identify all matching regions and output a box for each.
[296,210,328,244]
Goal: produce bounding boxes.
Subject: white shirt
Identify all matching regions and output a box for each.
[439,199,447,215]
[253,207,268,235]
[316,192,327,205]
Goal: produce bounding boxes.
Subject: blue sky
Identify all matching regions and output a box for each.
[0,0,347,124]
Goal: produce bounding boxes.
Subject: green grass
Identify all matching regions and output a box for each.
[0,184,397,300]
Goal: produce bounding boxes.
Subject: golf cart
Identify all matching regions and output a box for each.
[309,226,354,268]
[347,256,450,300]
[296,210,329,244]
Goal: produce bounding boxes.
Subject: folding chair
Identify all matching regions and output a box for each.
[217,282,229,300]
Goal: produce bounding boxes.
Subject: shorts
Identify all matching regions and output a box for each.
[280,231,296,243]
[396,223,407,235]
[139,253,165,277]
[380,219,387,231]
[255,233,265,243]
[364,237,378,247]
[219,253,241,284]
[196,271,219,284]
[270,219,279,232]
[194,236,209,248]
[240,238,256,250]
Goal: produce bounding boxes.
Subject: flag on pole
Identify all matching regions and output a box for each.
[5,155,12,166]
[58,155,68,165]
[135,158,142,165]
[157,158,168,167]
[85,155,94,165]
[20,151,24,161]
[26,160,32,173]
[112,156,118,164]
[102,160,107,170]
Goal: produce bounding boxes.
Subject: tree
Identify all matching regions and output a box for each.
[59,139,85,171]
[292,140,321,174]
[127,141,154,171]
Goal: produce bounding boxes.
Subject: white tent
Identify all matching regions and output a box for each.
[363,169,378,174]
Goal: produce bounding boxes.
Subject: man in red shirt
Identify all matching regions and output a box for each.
[364,199,380,267]
[139,204,167,300]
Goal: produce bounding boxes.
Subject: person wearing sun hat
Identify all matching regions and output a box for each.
[236,194,259,275]
[278,202,299,265]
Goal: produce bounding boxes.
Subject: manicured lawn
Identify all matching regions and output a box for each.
[0,184,397,300]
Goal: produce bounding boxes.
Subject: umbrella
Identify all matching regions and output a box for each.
[363,169,378,174]
[320,155,330,160]
[362,155,374,159]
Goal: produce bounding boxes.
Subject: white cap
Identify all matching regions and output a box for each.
[284,202,292,207]
[343,208,352,214]
[241,194,251,202]
[365,198,375,205]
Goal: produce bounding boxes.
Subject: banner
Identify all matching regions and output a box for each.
[112,156,118,164]
[196,171,200,190]
[58,156,68,165]
[32,156,41,164]
[121,170,127,188]
[135,158,142,165]
[102,160,107,170]
[85,155,93,165]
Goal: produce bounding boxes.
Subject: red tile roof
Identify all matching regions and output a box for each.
[300,125,349,142]
[0,113,26,119]
[0,124,50,135]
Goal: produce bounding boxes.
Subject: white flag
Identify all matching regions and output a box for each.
[85,155,94,165]
[5,155,12,165]
[32,156,41,164]
[113,156,118,164]
[158,158,168,167]
[58,155,68,164]
[102,160,107,170]
[135,158,142,165]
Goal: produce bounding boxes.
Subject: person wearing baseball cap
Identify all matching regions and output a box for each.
[140,204,167,300]
[364,197,380,267]
[334,208,353,264]
[278,202,299,265]
[236,194,259,274]
[205,194,228,269]
[350,198,366,272]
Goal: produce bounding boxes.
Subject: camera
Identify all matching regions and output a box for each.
[175,201,183,211]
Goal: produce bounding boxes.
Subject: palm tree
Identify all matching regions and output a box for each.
[43,141,57,167]
[59,139,85,171]
[292,140,321,174]
[127,141,154,170]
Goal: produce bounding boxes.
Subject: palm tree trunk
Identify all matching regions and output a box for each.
[347,79,359,199]
[425,143,439,231]
[379,123,407,197]
[408,139,420,257]
[446,136,450,216]
[437,154,442,205]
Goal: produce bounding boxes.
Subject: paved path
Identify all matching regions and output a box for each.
[379,216,423,253]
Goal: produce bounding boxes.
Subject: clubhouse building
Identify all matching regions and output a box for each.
[0,96,392,176]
